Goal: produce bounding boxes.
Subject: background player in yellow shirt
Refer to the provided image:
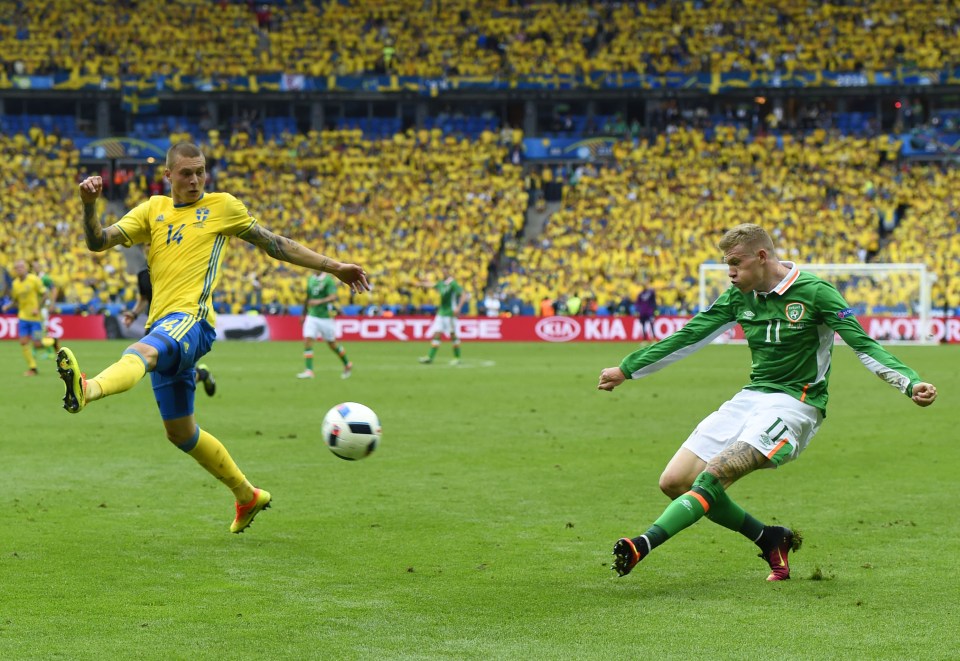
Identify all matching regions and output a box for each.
[2,259,58,376]
[57,142,370,534]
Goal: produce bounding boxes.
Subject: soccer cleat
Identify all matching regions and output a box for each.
[418,356,432,364]
[297,369,314,379]
[24,368,38,376]
[612,537,648,577]
[759,526,802,581]
[197,363,216,396]
[56,347,86,413]
[449,358,461,366]
[341,362,353,379]
[230,488,272,533]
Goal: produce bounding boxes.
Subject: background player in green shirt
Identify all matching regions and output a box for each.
[298,272,352,379]
[598,224,938,581]
[416,268,469,365]
[34,260,59,360]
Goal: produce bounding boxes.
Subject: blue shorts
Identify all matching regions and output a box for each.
[139,312,216,420]
[18,319,43,340]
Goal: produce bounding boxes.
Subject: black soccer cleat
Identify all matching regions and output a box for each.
[612,537,647,577]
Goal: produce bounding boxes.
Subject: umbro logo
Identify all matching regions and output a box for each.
[742,311,755,319]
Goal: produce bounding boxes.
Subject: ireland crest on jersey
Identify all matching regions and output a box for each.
[785,302,805,323]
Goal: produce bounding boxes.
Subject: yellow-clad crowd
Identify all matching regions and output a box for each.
[2,0,960,81]
[0,131,131,309]
[2,126,959,317]
[0,127,526,315]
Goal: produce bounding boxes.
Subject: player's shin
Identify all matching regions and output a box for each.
[643,472,726,549]
[705,489,766,542]
[178,427,254,503]
[21,343,37,370]
[89,352,146,400]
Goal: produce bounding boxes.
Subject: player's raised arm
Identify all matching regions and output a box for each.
[78,175,127,252]
[239,224,370,294]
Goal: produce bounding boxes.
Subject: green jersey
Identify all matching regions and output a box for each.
[435,279,463,317]
[306,273,337,319]
[619,265,922,415]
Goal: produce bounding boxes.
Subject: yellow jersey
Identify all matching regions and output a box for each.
[114,192,258,328]
[10,273,46,322]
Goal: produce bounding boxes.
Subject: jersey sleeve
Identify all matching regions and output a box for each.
[113,200,153,246]
[222,194,259,237]
[816,280,922,396]
[620,289,738,379]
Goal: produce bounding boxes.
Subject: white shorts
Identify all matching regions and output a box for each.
[428,315,458,337]
[303,316,336,342]
[682,390,823,467]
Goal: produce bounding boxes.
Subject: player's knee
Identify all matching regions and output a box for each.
[658,471,692,499]
[165,427,196,446]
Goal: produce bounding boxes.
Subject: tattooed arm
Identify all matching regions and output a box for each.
[78,175,127,252]
[240,224,370,294]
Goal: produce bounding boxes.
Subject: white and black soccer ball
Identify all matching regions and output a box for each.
[321,402,381,461]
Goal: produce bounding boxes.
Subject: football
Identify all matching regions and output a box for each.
[321,402,381,460]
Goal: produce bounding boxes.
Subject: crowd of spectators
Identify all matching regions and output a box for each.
[3,1,960,82]
[1,124,527,316]
[2,122,959,319]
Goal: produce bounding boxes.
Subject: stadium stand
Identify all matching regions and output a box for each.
[3,1,960,80]
[3,3,960,320]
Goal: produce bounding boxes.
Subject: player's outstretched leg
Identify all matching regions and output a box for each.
[757,526,802,581]
[57,347,86,413]
[196,363,216,396]
[231,488,272,533]
[612,536,651,577]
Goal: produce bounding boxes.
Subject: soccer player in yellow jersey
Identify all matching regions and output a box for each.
[57,142,370,534]
[2,259,58,376]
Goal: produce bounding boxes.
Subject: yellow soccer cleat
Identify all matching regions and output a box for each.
[56,347,86,413]
[230,488,272,533]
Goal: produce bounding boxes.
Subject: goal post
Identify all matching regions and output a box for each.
[698,263,936,345]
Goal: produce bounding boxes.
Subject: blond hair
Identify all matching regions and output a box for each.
[718,224,776,255]
[165,142,204,169]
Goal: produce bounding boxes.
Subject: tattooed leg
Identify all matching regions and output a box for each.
[704,441,771,489]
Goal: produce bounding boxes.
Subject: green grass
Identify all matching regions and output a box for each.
[2,340,958,660]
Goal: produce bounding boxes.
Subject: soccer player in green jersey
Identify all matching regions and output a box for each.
[57,142,370,533]
[298,272,352,379]
[599,224,937,581]
[34,260,59,360]
[416,269,469,365]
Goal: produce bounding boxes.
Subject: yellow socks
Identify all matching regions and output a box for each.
[21,343,37,370]
[88,352,146,401]
[181,428,254,503]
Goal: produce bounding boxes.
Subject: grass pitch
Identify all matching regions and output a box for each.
[1,340,958,660]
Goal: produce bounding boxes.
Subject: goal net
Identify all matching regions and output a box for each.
[698,263,935,345]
